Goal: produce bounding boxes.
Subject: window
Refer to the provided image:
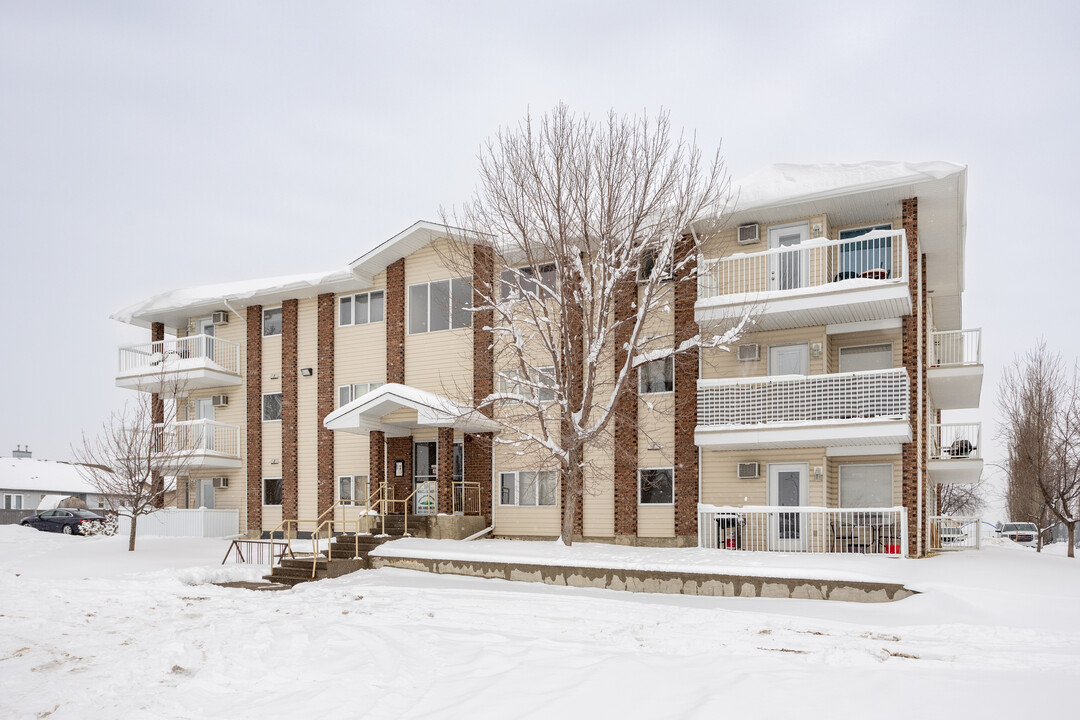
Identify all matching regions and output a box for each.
[639,468,673,504]
[639,357,674,394]
[638,246,673,282]
[339,291,385,326]
[3,494,23,510]
[338,475,368,504]
[262,307,282,337]
[499,470,558,506]
[838,224,893,279]
[337,382,384,407]
[408,277,472,334]
[262,393,283,421]
[498,366,556,402]
[838,344,893,372]
[839,464,893,508]
[262,477,283,506]
[500,263,556,300]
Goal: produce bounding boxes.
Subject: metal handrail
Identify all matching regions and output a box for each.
[377,481,436,538]
[453,481,482,515]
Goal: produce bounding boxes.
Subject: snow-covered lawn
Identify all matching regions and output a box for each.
[2,526,1079,719]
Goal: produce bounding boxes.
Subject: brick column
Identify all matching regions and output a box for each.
[316,293,336,515]
[612,278,639,537]
[386,258,406,385]
[471,245,495,524]
[369,430,385,497]
[673,235,699,543]
[437,427,454,514]
[386,436,413,509]
[465,433,493,524]
[246,304,263,534]
[281,299,298,522]
[150,322,166,508]
[901,197,929,557]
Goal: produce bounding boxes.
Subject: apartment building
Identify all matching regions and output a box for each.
[111,161,981,558]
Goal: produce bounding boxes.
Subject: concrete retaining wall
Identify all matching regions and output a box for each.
[370,555,915,603]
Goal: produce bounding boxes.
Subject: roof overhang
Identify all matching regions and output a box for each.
[348,220,486,285]
[323,383,501,437]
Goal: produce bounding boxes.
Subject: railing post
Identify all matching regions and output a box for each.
[901,508,909,558]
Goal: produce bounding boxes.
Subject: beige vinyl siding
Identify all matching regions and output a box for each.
[262,504,282,533]
[702,326,827,380]
[638,393,675,467]
[492,441,561,538]
[583,447,614,537]
[296,298,319,530]
[700,448,828,507]
[826,328,902,374]
[700,214,829,296]
[637,504,674,538]
[826,454,902,508]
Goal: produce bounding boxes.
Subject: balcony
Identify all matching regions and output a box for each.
[928,329,983,409]
[696,230,911,331]
[116,335,241,394]
[928,423,983,484]
[696,368,911,450]
[156,420,242,471]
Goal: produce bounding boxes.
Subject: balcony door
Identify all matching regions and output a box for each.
[196,316,216,361]
[195,397,214,451]
[195,479,216,509]
[768,222,809,291]
[768,463,809,551]
[769,343,809,376]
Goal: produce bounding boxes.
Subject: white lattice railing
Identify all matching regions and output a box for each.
[930,329,981,367]
[118,334,240,375]
[929,423,981,460]
[929,515,982,551]
[156,420,241,458]
[698,504,908,556]
[698,229,908,300]
[697,368,909,427]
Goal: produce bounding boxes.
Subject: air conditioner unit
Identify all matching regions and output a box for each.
[737,462,760,479]
[211,477,229,489]
[738,343,760,361]
[737,223,759,245]
[211,394,229,407]
[212,311,229,324]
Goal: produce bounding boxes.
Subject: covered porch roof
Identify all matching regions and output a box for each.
[322,383,500,437]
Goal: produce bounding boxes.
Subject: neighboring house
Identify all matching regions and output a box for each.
[109,161,981,558]
[0,453,108,523]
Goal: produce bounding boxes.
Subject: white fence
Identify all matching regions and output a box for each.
[698,504,908,556]
[699,229,908,300]
[929,515,982,551]
[930,328,981,367]
[116,508,239,538]
[698,368,909,426]
[929,423,981,460]
[158,420,241,458]
[118,334,240,375]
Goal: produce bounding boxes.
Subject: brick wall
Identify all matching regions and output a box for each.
[316,293,335,515]
[150,322,165,508]
[386,436,413,506]
[465,432,493,524]
[612,277,639,536]
[386,258,405,385]
[472,244,494,409]
[246,305,263,533]
[281,299,298,522]
[369,430,385,496]
[901,197,929,557]
[673,236,699,542]
[437,426,454,514]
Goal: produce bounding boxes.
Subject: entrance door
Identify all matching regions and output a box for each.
[768,463,809,551]
[769,344,809,376]
[195,397,215,451]
[413,441,437,515]
[196,478,216,509]
[768,223,810,291]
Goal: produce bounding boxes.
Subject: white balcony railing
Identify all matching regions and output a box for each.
[930,329,982,367]
[699,229,908,300]
[698,504,908,556]
[929,515,982,551]
[118,335,240,376]
[929,423,981,460]
[156,419,241,459]
[698,368,909,427]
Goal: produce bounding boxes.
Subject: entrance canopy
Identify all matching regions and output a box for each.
[322,383,500,437]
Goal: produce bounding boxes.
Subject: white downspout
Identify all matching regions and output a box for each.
[916,235,924,558]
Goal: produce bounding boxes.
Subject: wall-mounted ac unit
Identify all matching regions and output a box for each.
[737,462,760,479]
[212,311,229,324]
[738,343,760,362]
[211,477,229,489]
[737,224,759,245]
[211,394,229,407]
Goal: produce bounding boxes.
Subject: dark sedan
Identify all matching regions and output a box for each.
[20,508,107,535]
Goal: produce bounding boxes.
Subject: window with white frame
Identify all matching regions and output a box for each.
[638,246,674,282]
[3,493,23,510]
[262,393,283,421]
[262,307,282,337]
[338,475,368,504]
[338,382,384,407]
[408,277,472,334]
[839,464,893,508]
[500,263,556,300]
[499,470,558,506]
[498,366,556,402]
[339,291,385,326]
[639,356,674,394]
[838,344,893,372]
[262,477,283,506]
[639,467,673,504]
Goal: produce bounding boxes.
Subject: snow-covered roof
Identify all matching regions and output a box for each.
[324,383,501,436]
[0,457,99,495]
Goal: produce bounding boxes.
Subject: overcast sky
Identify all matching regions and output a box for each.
[2,1,1077,520]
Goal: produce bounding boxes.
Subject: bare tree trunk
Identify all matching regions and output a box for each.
[1068,522,1075,559]
[128,515,137,552]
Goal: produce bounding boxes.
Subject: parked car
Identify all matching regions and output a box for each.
[998,522,1039,547]
[939,526,968,545]
[20,508,107,535]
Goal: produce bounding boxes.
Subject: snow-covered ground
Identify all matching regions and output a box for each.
[2,526,1078,719]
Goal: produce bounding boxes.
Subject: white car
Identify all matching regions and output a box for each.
[999,522,1039,547]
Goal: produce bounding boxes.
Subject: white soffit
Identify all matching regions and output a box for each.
[348,220,484,281]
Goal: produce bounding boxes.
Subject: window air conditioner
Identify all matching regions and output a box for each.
[738,343,760,362]
[212,311,229,324]
[211,394,229,407]
[737,462,760,479]
[211,477,229,489]
[737,224,759,245]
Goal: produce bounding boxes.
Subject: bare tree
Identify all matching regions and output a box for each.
[443,105,747,545]
[998,341,1080,557]
[73,372,196,551]
[938,476,985,516]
